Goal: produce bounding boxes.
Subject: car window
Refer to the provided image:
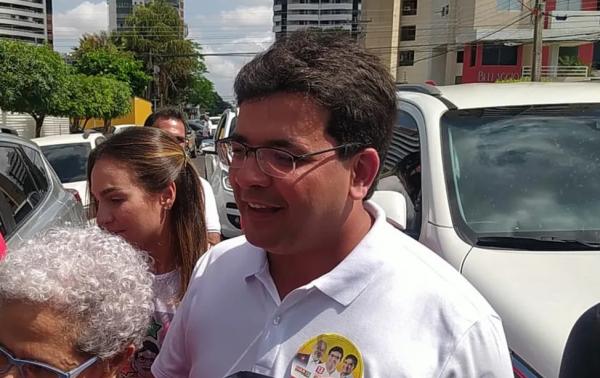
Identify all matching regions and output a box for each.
[442,104,600,243]
[216,113,228,141]
[0,145,45,232]
[41,143,91,183]
[378,109,422,239]
[228,115,237,137]
[22,146,49,193]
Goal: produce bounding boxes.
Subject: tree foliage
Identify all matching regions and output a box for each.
[0,40,70,137]
[63,74,132,132]
[206,92,233,115]
[72,44,150,97]
[117,0,208,106]
[188,74,216,111]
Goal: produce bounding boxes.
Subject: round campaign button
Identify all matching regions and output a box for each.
[290,333,363,378]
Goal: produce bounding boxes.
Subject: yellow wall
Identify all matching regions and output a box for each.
[83,97,152,129]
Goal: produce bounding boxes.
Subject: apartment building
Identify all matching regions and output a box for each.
[363,0,600,84]
[273,0,362,39]
[109,0,184,32]
[0,0,53,45]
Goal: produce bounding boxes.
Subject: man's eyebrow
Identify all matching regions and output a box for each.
[229,133,303,150]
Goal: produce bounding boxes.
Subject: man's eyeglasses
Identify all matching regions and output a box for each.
[216,139,363,178]
[0,346,98,378]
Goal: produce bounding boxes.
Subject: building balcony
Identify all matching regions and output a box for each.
[521,65,590,80]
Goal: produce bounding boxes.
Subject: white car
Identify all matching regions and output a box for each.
[373,82,600,377]
[202,109,241,238]
[33,132,106,214]
[112,124,140,134]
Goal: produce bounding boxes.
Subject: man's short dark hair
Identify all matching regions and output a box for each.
[329,346,344,356]
[234,30,397,197]
[144,107,188,130]
[344,354,358,367]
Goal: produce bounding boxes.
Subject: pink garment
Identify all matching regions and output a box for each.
[0,233,6,260]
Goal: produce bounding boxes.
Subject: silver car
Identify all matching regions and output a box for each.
[0,130,86,249]
[201,108,241,238]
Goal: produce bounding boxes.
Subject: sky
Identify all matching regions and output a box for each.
[52,0,275,102]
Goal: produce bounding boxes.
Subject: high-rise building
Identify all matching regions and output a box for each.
[109,0,184,32]
[363,0,600,84]
[0,0,54,45]
[273,0,362,40]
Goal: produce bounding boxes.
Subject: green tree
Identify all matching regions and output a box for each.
[71,31,114,60]
[0,40,70,137]
[206,92,233,115]
[62,74,131,132]
[117,0,206,106]
[188,74,216,111]
[72,45,150,97]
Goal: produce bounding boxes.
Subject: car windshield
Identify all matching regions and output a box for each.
[441,104,600,244]
[41,143,91,183]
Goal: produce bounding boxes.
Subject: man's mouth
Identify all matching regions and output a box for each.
[246,201,283,213]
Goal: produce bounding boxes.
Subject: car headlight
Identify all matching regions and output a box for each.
[222,170,233,192]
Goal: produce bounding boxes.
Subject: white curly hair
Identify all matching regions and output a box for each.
[0,226,154,359]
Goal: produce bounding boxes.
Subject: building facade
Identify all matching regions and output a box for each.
[363,0,600,84]
[273,0,361,39]
[109,0,184,32]
[0,0,53,45]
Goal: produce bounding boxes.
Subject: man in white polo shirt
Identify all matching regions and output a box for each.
[144,109,222,246]
[152,31,513,378]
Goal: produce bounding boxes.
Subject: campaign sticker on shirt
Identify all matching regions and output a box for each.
[290,333,363,378]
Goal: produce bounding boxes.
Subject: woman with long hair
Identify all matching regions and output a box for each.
[87,127,208,377]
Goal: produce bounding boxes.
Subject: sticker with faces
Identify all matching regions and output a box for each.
[290,333,363,378]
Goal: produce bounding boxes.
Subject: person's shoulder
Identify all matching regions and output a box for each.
[374,223,497,318]
[193,236,263,279]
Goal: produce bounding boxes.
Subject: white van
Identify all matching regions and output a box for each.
[375,83,600,377]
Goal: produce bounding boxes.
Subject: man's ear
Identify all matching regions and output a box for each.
[159,181,177,209]
[349,148,380,200]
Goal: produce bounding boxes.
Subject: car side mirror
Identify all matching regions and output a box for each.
[371,190,407,230]
[201,146,216,155]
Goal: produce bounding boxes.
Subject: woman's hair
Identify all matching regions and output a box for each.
[0,227,154,359]
[87,126,208,299]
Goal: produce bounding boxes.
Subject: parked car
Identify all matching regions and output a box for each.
[373,82,600,378]
[189,120,208,146]
[201,108,240,238]
[0,130,86,249]
[185,124,197,158]
[33,131,106,215]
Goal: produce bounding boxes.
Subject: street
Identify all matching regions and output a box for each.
[191,153,206,179]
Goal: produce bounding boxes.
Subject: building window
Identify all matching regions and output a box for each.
[496,0,522,10]
[400,26,416,41]
[482,43,518,65]
[555,0,581,10]
[456,50,464,63]
[398,50,415,66]
[470,45,477,66]
[402,0,417,15]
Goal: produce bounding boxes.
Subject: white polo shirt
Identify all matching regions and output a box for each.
[199,177,220,233]
[152,202,512,378]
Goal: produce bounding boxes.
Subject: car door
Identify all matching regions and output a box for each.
[205,113,228,180]
[0,142,48,245]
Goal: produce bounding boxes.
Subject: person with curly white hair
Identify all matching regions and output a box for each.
[0,227,154,378]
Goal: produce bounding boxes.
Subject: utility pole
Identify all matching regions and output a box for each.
[531,0,545,81]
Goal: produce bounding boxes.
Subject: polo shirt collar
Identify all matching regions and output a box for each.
[241,242,268,280]
[243,201,389,307]
[312,201,388,307]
